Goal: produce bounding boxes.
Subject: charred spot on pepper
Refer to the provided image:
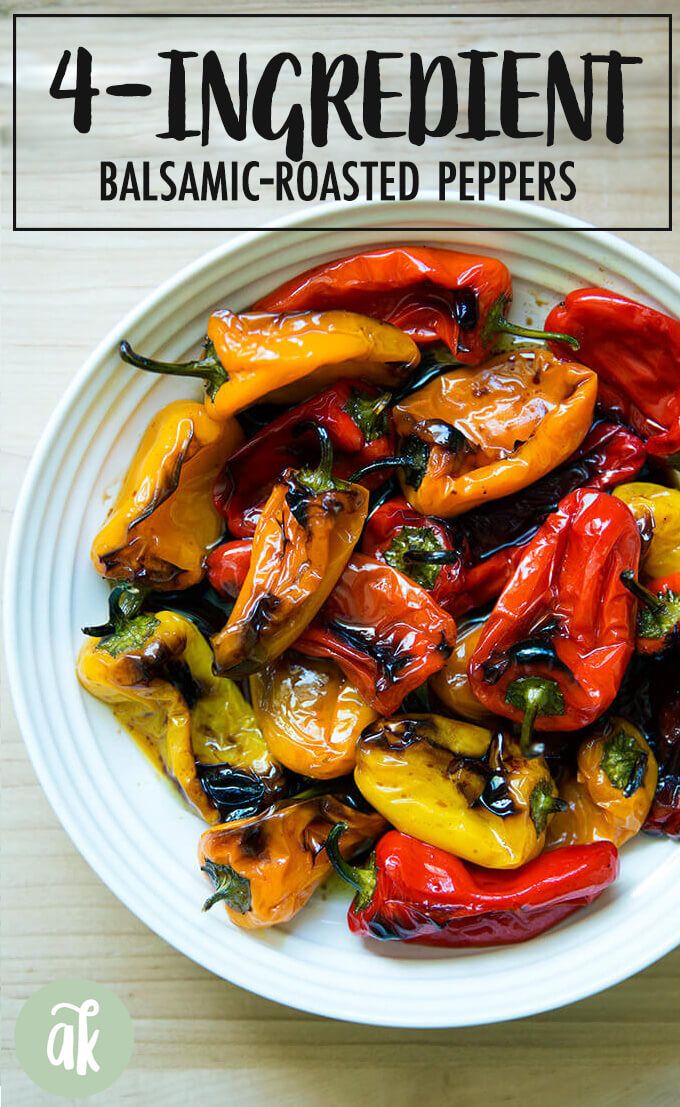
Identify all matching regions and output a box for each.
[201,858,252,914]
[601,727,649,797]
[399,436,431,491]
[453,288,480,332]
[197,764,270,823]
[360,717,430,752]
[326,619,413,686]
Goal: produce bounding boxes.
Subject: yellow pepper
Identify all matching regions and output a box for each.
[250,653,377,779]
[120,309,419,421]
[354,717,563,868]
[391,347,597,517]
[547,717,657,849]
[92,400,242,590]
[77,601,281,823]
[429,614,495,724]
[613,482,680,580]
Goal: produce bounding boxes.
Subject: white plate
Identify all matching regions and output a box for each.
[6,198,680,1027]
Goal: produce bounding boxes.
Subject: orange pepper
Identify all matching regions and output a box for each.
[199,793,385,929]
[211,428,368,676]
[547,718,657,848]
[391,347,596,517]
[250,653,377,779]
[120,310,419,421]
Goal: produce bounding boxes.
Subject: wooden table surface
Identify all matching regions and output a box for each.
[2,2,679,1104]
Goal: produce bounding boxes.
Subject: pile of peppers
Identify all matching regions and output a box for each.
[78,245,679,947]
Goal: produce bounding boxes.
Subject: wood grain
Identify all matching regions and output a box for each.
[2,1,679,1104]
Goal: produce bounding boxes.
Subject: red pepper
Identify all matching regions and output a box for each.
[468,489,640,748]
[361,422,646,618]
[255,246,578,363]
[644,678,680,840]
[207,540,253,598]
[546,289,680,457]
[620,571,680,656]
[213,380,393,537]
[360,497,465,611]
[296,554,456,715]
[326,825,619,947]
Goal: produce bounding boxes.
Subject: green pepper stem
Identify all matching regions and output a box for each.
[294,421,336,490]
[495,317,580,350]
[325,823,377,908]
[620,569,665,613]
[201,860,251,915]
[482,296,580,351]
[119,339,228,397]
[348,456,407,484]
[505,675,565,756]
[82,582,148,637]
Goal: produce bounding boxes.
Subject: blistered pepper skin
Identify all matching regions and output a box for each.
[250,654,377,779]
[77,610,281,823]
[614,483,680,581]
[340,832,619,947]
[206,309,419,417]
[547,718,657,849]
[297,554,457,716]
[92,401,243,590]
[254,245,513,360]
[214,380,394,538]
[547,288,680,457]
[198,795,385,929]
[469,489,641,734]
[392,348,597,517]
[353,719,560,869]
[211,471,368,677]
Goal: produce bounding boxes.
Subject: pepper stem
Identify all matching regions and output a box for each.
[325,823,377,910]
[294,422,336,491]
[348,456,407,484]
[201,859,252,915]
[620,569,665,613]
[505,676,565,755]
[119,338,228,399]
[82,582,148,637]
[483,296,580,351]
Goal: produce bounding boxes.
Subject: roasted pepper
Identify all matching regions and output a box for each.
[547,718,657,848]
[353,718,563,868]
[296,554,457,715]
[620,571,680,655]
[546,288,680,457]
[206,539,253,598]
[643,661,680,840]
[92,401,242,590]
[389,348,597,517]
[198,793,385,929]
[429,613,495,724]
[469,489,640,747]
[361,421,646,617]
[249,653,377,779]
[255,246,578,362]
[120,309,418,420]
[613,483,680,580]
[326,825,619,947]
[213,380,393,538]
[211,428,368,676]
[77,593,282,823]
